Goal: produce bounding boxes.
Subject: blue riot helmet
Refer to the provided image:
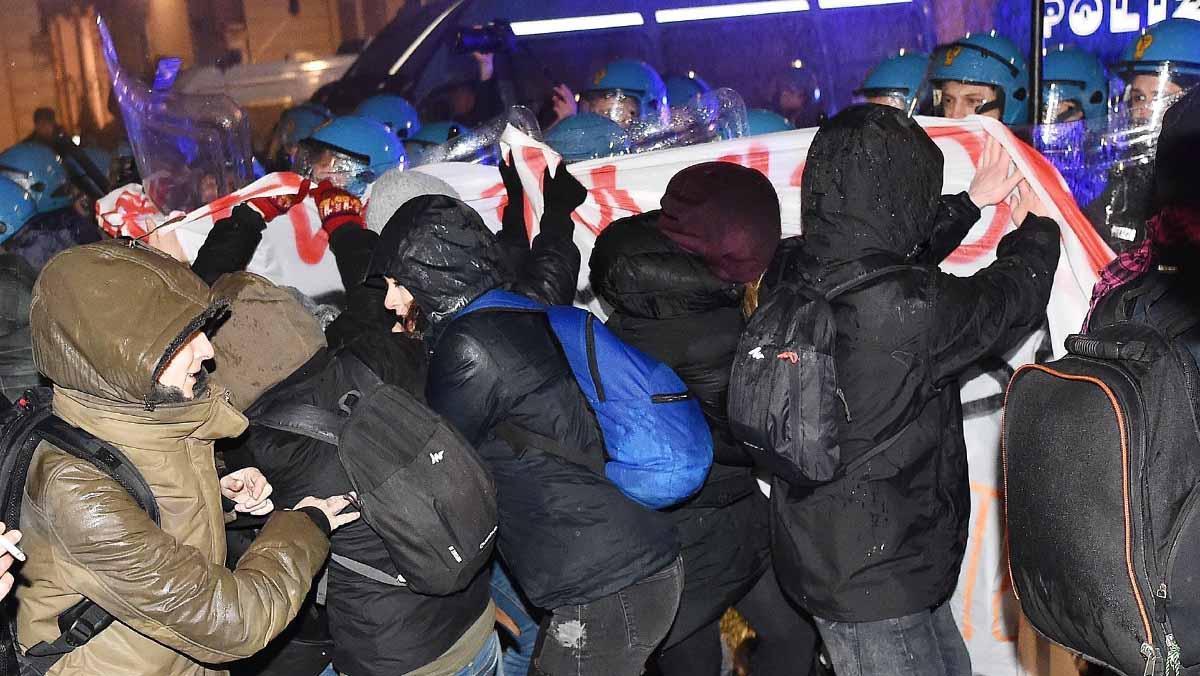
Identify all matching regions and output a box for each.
[582,59,670,128]
[931,32,1030,124]
[354,94,421,140]
[0,143,73,213]
[0,177,36,245]
[294,115,404,197]
[1115,19,1200,125]
[856,51,931,113]
[745,109,795,136]
[1040,46,1109,126]
[545,113,631,163]
[404,120,470,166]
[266,103,333,171]
[665,73,712,108]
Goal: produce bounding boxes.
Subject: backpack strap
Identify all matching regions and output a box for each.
[329,553,407,587]
[823,265,912,302]
[251,404,345,446]
[250,350,398,445]
[19,414,160,668]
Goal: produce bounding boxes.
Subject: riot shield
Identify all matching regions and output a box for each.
[1078,62,1195,253]
[98,16,254,214]
[409,106,542,167]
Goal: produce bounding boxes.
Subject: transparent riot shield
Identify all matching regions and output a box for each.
[98,16,254,214]
[409,106,542,167]
[1080,62,1195,253]
[625,88,749,155]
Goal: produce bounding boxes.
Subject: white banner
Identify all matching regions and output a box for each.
[102,116,1111,675]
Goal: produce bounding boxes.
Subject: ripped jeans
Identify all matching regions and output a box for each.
[532,557,683,676]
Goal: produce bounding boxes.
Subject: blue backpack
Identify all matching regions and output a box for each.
[459,289,712,509]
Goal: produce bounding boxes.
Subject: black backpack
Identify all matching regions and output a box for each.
[252,353,498,597]
[0,387,160,676]
[1004,279,1200,676]
[728,265,909,487]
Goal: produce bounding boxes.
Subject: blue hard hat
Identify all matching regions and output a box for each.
[354,94,421,140]
[305,114,405,175]
[585,59,669,122]
[665,74,712,107]
[858,51,931,110]
[545,113,630,162]
[1042,46,1109,122]
[1118,19,1200,81]
[932,32,1030,124]
[0,176,37,245]
[404,120,470,165]
[0,142,73,213]
[280,103,333,147]
[745,109,795,136]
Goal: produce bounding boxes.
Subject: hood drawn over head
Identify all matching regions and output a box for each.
[591,211,742,319]
[658,161,782,284]
[209,272,327,411]
[31,240,226,405]
[367,194,506,328]
[801,104,943,265]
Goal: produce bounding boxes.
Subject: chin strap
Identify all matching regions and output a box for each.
[975,98,1005,118]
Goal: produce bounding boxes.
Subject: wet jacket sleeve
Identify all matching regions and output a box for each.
[328,226,378,292]
[929,214,1060,387]
[191,207,266,286]
[426,328,505,446]
[34,456,329,664]
[325,227,396,350]
[505,166,585,306]
[915,193,980,265]
[511,218,581,306]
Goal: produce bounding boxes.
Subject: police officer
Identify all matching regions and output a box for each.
[930,31,1030,125]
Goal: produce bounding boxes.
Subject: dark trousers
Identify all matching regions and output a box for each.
[533,557,684,676]
[655,566,819,676]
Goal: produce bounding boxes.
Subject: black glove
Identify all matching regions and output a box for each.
[542,163,587,218]
[499,154,524,203]
[191,204,267,285]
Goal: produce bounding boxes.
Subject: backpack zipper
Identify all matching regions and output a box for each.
[1014,365,1158,660]
[584,315,606,402]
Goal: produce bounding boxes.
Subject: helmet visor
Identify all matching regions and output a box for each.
[580,90,642,128]
[1039,83,1088,126]
[293,142,377,197]
[853,89,911,111]
[1119,61,1193,127]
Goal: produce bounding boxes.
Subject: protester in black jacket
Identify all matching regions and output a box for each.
[767,104,1060,676]
[590,163,819,676]
[212,272,499,676]
[367,172,684,676]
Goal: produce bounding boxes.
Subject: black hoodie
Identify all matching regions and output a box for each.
[370,195,678,609]
[769,104,1061,621]
[590,213,769,645]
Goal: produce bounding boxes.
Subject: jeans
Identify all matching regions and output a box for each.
[533,557,684,676]
[813,602,971,676]
[455,631,503,676]
[491,560,539,676]
[318,631,502,676]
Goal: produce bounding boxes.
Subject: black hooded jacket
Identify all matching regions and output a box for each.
[769,105,1061,621]
[369,195,679,610]
[226,349,491,675]
[590,213,769,643]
